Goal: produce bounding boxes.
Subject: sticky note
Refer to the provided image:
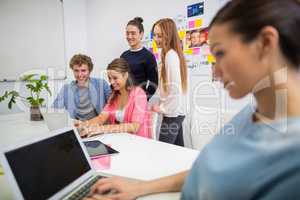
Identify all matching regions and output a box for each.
[150,32,154,39]
[204,46,211,55]
[188,20,195,29]
[193,48,201,55]
[185,49,193,55]
[91,155,111,170]
[195,19,203,28]
[154,53,159,60]
[207,54,216,63]
[178,30,186,40]
[152,41,158,53]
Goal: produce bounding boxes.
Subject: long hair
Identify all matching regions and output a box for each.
[152,18,187,94]
[106,58,134,104]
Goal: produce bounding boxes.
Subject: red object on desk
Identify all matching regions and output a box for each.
[90,143,112,170]
[91,155,111,170]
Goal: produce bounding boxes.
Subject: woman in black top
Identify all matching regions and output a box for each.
[121,17,158,100]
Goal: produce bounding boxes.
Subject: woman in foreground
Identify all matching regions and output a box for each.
[85,0,300,199]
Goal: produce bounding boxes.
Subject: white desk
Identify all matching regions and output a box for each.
[0,113,199,200]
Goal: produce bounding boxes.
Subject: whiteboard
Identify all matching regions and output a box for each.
[0,0,66,81]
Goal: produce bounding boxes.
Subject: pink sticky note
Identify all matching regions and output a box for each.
[154,53,159,60]
[188,20,195,29]
[204,46,211,55]
[193,48,201,55]
[91,155,111,170]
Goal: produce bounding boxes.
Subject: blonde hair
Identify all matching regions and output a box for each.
[152,18,187,93]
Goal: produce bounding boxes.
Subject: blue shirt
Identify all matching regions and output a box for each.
[181,105,300,200]
[52,77,111,119]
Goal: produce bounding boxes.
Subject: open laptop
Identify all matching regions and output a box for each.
[0,127,109,200]
[42,111,72,131]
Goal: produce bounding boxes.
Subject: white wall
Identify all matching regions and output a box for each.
[86,0,227,73]
[0,0,88,114]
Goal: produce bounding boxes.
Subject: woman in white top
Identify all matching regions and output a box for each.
[151,18,188,146]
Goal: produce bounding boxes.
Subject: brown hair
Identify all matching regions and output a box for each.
[69,54,94,72]
[107,58,134,103]
[127,17,144,33]
[210,0,300,68]
[152,18,188,93]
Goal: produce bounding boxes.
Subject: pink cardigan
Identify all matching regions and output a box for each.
[103,87,151,138]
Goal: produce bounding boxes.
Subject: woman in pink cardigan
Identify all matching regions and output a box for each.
[75,58,151,139]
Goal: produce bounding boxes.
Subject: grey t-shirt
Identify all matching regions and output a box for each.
[75,86,98,120]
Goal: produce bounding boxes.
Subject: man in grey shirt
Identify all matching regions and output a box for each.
[53,54,111,120]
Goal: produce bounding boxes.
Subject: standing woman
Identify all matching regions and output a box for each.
[121,17,158,100]
[151,18,188,146]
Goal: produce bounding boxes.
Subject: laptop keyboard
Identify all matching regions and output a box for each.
[67,175,103,200]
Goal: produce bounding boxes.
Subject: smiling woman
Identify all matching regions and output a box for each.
[75,58,152,139]
[120,17,158,100]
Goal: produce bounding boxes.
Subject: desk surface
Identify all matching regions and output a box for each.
[0,113,199,200]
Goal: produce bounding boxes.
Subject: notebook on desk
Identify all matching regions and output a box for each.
[0,127,109,200]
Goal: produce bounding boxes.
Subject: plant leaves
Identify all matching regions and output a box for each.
[20,74,36,81]
[0,90,19,109]
[40,75,48,81]
[44,84,52,96]
[38,98,44,105]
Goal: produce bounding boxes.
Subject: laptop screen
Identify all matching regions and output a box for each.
[4,130,91,200]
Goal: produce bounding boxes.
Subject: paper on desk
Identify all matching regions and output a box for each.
[91,155,111,171]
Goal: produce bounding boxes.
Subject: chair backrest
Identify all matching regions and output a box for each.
[149,111,160,140]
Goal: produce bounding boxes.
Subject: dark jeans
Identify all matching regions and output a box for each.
[159,115,185,147]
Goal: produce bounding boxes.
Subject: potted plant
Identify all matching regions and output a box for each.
[0,74,51,121]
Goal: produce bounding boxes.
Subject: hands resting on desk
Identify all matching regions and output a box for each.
[74,120,105,138]
[83,177,144,200]
[74,119,141,138]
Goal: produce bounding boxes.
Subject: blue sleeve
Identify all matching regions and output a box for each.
[103,80,111,103]
[52,85,66,109]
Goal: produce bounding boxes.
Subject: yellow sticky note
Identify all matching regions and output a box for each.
[152,41,158,53]
[0,165,4,175]
[178,30,186,40]
[195,19,203,28]
[207,54,216,64]
[184,49,193,55]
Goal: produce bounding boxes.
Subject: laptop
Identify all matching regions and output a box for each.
[43,111,72,131]
[0,127,108,200]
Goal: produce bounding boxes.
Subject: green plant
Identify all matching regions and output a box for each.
[0,74,51,109]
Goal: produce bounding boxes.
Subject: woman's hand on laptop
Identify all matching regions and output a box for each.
[85,176,144,200]
[79,125,105,138]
